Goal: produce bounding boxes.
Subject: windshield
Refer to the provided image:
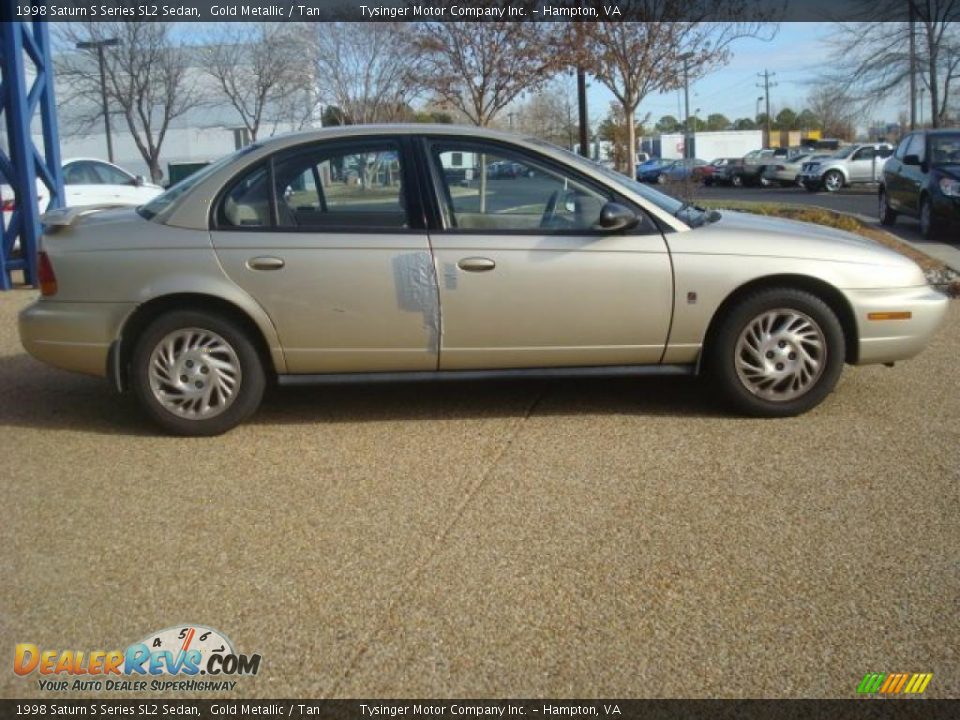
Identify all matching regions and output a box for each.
[930,134,960,164]
[138,144,261,220]
[829,146,857,159]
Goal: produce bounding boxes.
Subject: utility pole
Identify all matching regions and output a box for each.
[76,38,121,163]
[678,52,694,159]
[757,70,777,147]
[577,66,588,158]
[909,2,917,130]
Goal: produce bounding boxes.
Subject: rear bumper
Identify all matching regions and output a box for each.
[846,285,949,365]
[19,299,136,377]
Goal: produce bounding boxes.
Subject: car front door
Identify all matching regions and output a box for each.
[848,146,877,183]
[210,137,440,374]
[423,137,673,371]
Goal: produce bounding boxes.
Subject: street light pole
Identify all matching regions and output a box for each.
[577,66,589,158]
[678,52,694,159]
[76,38,121,163]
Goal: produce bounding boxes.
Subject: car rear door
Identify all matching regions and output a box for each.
[421,136,673,371]
[210,136,440,374]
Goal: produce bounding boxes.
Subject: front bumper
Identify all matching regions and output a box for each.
[847,285,950,365]
[19,299,136,377]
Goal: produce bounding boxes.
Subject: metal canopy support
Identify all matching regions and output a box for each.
[0,21,65,290]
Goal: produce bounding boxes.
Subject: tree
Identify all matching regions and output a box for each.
[55,22,200,182]
[412,20,565,126]
[796,109,819,131]
[774,108,797,130]
[313,23,423,124]
[734,117,758,130]
[575,8,775,173]
[705,113,731,131]
[656,115,682,133]
[516,77,579,148]
[599,103,650,170]
[823,1,960,128]
[201,24,307,141]
[807,87,857,139]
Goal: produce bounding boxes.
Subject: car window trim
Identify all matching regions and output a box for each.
[419,135,661,237]
[210,136,426,234]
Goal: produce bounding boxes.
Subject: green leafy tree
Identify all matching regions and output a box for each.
[734,117,758,130]
[656,115,681,133]
[775,108,798,130]
[705,113,731,131]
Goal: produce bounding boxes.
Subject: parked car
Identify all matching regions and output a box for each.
[728,149,776,187]
[761,152,829,187]
[638,158,708,184]
[696,158,731,186]
[635,157,671,181]
[1,158,162,226]
[879,129,960,238]
[703,158,744,186]
[799,143,894,192]
[21,125,947,435]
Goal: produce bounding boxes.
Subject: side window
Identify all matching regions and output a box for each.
[894,135,912,160]
[877,145,893,158]
[430,143,610,232]
[218,164,271,228]
[852,146,876,160]
[63,162,100,185]
[273,143,407,229]
[91,162,133,185]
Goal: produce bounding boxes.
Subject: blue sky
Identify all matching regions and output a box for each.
[585,23,902,130]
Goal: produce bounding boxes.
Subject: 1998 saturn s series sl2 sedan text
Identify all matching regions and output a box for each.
[19,126,949,435]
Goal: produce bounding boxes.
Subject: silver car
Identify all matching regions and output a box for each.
[799,143,895,192]
[19,125,948,435]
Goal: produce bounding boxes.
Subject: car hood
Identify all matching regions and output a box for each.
[692,210,911,267]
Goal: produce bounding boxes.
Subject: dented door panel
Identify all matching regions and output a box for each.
[211,231,439,373]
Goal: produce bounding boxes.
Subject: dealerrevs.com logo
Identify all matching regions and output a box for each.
[14,625,262,692]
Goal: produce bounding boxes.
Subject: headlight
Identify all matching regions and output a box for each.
[938,177,960,197]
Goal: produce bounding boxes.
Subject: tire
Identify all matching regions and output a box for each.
[822,170,844,193]
[656,174,667,185]
[803,181,819,193]
[706,288,845,418]
[919,195,941,239]
[878,187,897,226]
[760,176,773,187]
[731,174,743,188]
[131,310,266,436]
[704,178,713,187]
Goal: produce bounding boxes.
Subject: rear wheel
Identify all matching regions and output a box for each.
[731,174,743,188]
[707,289,845,417]
[879,187,897,226]
[131,310,265,436]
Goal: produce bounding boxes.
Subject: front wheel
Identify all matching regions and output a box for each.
[823,170,844,192]
[731,174,743,188]
[131,310,266,436]
[707,289,845,417]
[919,195,941,239]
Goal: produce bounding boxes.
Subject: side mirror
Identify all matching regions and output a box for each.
[597,202,639,232]
[133,175,146,187]
[903,154,921,166]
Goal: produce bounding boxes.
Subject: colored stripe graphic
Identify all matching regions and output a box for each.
[857,673,886,694]
[857,672,932,694]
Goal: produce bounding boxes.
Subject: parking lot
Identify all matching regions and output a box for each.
[2,286,959,698]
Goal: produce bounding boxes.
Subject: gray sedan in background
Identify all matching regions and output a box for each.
[19,125,948,435]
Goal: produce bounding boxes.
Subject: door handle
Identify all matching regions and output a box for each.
[457,257,496,272]
[247,256,285,271]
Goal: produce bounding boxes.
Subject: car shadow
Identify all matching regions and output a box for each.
[0,352,726,437]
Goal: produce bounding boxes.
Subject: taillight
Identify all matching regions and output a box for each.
[38,251,57,296]
[1,198,14,212]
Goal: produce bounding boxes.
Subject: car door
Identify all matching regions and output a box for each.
[210,137,440,374]
[886,135,912,210]
[847,146,877,183]
[88,161,146,204]
[899,134,927,214]
[422,137,673,371]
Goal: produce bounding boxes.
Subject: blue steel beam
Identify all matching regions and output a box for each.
[0,21,65,290]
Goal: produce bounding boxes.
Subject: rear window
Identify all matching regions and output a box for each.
[138,144,261,220]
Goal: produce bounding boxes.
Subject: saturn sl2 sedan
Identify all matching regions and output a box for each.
[20,125,949,435]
